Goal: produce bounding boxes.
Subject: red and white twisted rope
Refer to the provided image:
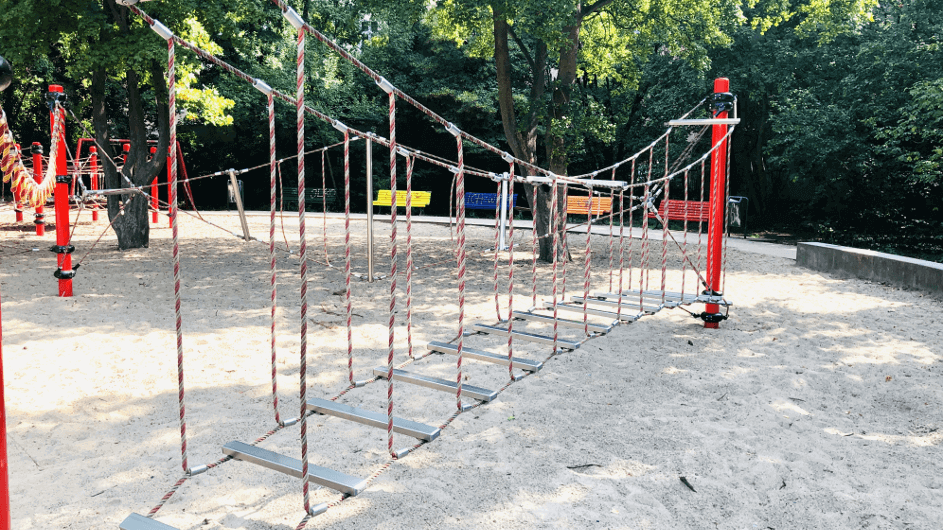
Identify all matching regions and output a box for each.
[321,151,330,266]
[493,178,502,321]
[344,130,353,385]
[582,180,594,335]
[267,92,286,427]
[550,176,560,351]
[681,168,690,299]
[294,28,313,515]
[455,134,467,410]
[617,188,626,320]
[607,168,616,292]
[405,154,414,359]
[531,184,539,309]
[386,92,397,456]
[167,38,190,475]
[697,160,706,287]
[506,164,516,378]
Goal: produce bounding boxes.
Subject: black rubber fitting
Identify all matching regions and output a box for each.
[55,174,70,183]
[50,244,75,254]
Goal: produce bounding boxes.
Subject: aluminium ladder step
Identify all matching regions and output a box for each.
[616,289,696,302]
[119,514,179,530]
[595,290,685,307]
[222,441,367,496]
[543,301,639,322]
[373,367,498,402]
[571,295,662,313]
[427,341,543,372]
[306,397,440,441]
[510,311,613,334]
[472,323,581,350]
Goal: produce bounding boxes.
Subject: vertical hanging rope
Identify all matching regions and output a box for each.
[722,139,732,296]
[550,175,560,351]
[561,184,568,302]
[493,178,502,321]
[405,154,414,359]
[582,181,594,335]
[681,168,690,299]
[661,136,670,305]
[168,37,189,475]
[531,184,539,309]
[617,188,625,321]
[344,130,353,385]
[627,160,635,293]
[294,28,312,515]
[386,92,397,457]
[607,168,616,292]
[697,160,706,288]
[640,150,653,311]
[506,165,515,379]
[455,134,467,411]
[267,92,285,427]
[321,151,330,265]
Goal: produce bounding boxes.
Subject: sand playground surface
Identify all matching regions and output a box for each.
[0,210,941,529]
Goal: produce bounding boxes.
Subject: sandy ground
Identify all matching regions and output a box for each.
[0,209,940,530]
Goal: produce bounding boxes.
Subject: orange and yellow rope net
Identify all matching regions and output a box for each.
[0,105,58,207]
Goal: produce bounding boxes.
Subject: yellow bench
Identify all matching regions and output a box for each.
[373,190,432,210]
[566,196,613,216]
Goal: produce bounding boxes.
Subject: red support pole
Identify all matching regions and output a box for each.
[0,287,10,530]
[31,143,45,235]
[49,84,72,297]
[704,77,730,329]
[12,144,22,223]
[89,146,99,222]
[149,146,158,224]
[121,142,130,166]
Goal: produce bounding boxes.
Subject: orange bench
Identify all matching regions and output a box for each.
[566,196,612,216]
[648,199,710,223]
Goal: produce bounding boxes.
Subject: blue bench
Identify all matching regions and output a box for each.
[465,192,517,211]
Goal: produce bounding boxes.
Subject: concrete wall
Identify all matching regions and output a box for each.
[796,242,943,295]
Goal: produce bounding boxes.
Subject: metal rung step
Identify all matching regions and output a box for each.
[572,295,662,313]
[306,397,440,441]
[373,367,497,402]
[595,291,687,307]
[618,289,696,301]
[119,514,179,530]
[427,341,542,372]
[472,323,581,350]
[543,301,639,322]
[222,441,367,496]
[511,311,613,334]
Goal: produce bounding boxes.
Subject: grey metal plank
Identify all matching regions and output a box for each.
[571,295,662,313]
[373,367,497,402]
[472,323,581,350]
[426,341,542,372]
[119,514,179,530]
[305,397,440,441]
[222,441,367,496]
[510,311,613,334]
[613,289,698,303]
[543,301,639,322]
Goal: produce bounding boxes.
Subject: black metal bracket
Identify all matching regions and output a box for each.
[54,265,79,280]
[712,92,735,116]
[55,174,70,184]
[45,90,67,111]
[697,311,727,324]
[50,244,75,254]
[701,289,723,297]
[30,144,43,155]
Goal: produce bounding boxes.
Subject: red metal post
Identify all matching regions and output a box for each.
[89,146,99,222]
[121,142,130,165]
[12,144,22,223]
[0,287,10,530]
[49,85,72,297]
[704,78,730,329]
[149,146,158,224]
[30,143,45,235]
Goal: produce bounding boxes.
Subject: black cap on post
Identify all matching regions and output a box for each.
[0,55,12,92]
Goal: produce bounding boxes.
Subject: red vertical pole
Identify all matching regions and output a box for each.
[149,146,158,224]
[31,143,45,235]
[12,144,22,223]
[704,78,729,329]
[89,146,99,222]
[49,85,72,297]
[0,287,10,530]
[121,142,130,165]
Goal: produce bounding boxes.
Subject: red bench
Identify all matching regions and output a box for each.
[647,199,711,223]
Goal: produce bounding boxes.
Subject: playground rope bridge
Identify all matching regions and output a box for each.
[0,2,741,528]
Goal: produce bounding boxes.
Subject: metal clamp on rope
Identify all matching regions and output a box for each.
[395,146,410,158]
[711,92,735,115]
[115,0,139,5]
[54,265,79,280]
[45,91,67,110]
[55,174,70,184]
[331,119,348,134]
[500,151,515,163]
[50,244,75,254]
[697,311,727,324]
[447,165,460,174]
[149,20,174,41]
[282,7,306,30]
[252,78,273,95]
[187,465,208,477]
[375,76,395,94]
[445,122,461,137]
